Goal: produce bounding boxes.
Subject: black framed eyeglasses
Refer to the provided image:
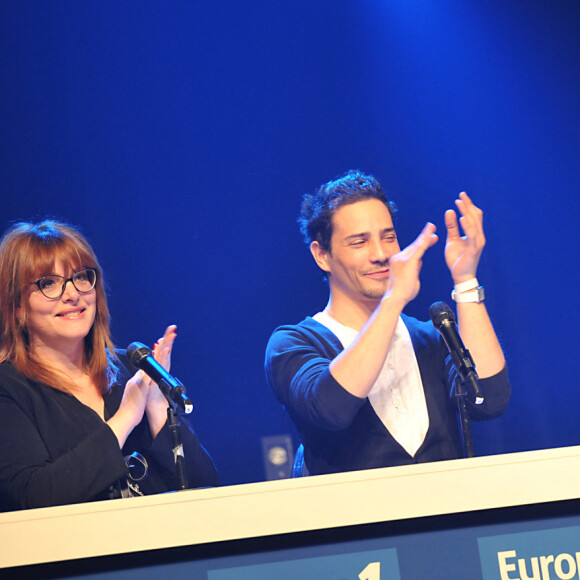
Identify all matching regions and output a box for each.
[31,268,98,300]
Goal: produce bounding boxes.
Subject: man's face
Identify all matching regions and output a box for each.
[315,198,401,305]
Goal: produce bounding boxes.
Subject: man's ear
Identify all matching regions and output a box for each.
[310,241,331,274]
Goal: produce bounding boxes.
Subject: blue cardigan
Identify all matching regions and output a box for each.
[265,314,510,475]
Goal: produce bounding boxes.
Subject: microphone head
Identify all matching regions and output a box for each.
[429,301,456,329]
[127,341,152,368]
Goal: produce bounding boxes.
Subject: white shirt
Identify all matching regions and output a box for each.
[313,311,430,457]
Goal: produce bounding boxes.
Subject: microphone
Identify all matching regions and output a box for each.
[127,342,193,414]
[429,301,484,405]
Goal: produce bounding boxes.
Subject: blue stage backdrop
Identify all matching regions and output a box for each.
[1,0,579,486]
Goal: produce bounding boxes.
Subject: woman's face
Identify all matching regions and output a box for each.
[25,258,97,354]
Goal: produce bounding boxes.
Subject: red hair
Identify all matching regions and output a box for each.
[0,220,118,393]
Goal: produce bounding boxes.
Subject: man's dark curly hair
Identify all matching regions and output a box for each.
[298,170,397,252]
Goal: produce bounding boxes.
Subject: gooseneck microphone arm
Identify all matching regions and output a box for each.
[429,302,484,405]
[429,301,480,458]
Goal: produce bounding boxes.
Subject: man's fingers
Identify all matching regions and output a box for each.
[455,192,483,228]
[408,222,438,257]
[457,191,480,211]
[445,209,461,239]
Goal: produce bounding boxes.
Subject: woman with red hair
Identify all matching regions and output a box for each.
[0,220,217,511]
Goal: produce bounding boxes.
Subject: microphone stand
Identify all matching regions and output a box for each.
[166,403,189,490]
[454,378,475,458]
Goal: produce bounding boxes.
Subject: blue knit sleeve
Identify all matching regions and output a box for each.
[265,322,366,430]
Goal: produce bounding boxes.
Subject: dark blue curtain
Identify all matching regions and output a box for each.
[1,0,579,485]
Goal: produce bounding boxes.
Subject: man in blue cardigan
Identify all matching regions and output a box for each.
[265,170,510,476]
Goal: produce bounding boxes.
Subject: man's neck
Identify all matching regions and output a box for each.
[324,295,380,332]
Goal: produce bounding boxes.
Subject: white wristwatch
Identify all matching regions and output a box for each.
[451,285,485,303]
